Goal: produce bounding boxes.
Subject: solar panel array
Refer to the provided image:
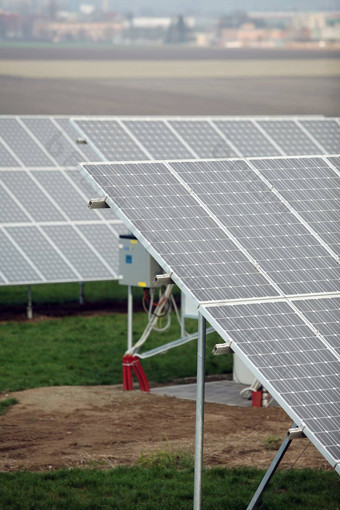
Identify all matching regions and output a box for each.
[0,116,125,286]
[2,115,337,288]
[73,116,340,160]
[79,155,340,473]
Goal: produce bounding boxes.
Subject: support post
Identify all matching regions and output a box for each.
[27,285,33,320]
[180,294,186,338]
[127,285,133,351]
[246,422,297,510]
[193,313,206,510]
[181,311,186,338]
[79,281,85,305]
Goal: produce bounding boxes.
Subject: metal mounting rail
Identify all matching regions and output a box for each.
[136,327,215,359]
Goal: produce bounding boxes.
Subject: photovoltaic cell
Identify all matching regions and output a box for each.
[257,120,321,155]
[1,170,64,222]
[0,118,54,167]
[170,159,340,295]
[168,120,237,158]
[81,161,278,302]
[75,120,147,160]
[22,117,83,167]
[299,120,340,154]
[123,120,194,159]
[212,120,281,157]
[6,226,78,282]
[250,157,340,254]
[204,300,340,466]
[293,297,340,355]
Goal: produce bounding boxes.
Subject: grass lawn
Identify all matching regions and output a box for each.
[0,467,339,510]
[0,312,231,391]
[0,283,338,510]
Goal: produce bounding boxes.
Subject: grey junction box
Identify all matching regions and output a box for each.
[119,235,163,288]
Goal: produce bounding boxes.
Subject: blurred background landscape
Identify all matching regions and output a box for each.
[0,1,339,116]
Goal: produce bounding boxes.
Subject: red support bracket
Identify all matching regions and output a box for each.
[122,355,150,392]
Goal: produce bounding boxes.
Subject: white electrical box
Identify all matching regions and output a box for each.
[119,235,163,288]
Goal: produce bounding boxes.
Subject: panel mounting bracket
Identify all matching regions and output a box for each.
[212,342,233,355]
[287,427,306,439]
[152,273,174,288]
[88,197,110,209]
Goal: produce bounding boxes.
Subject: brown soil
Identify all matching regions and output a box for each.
[0,300,131,323]
[0,385,329,472]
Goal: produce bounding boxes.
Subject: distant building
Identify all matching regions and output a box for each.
[217,11,340,47]
[219,23,287,48]
[32,18,125,42]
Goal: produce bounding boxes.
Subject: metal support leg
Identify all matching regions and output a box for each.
[193,313,206,510]
[127,285,133,351]
[180,293,186,338]
[27,285,33,320]
[246,422,297,510]
[79,282,85,305]
[181,312,186,339]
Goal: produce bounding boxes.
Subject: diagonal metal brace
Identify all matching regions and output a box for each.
[246,422,297,510]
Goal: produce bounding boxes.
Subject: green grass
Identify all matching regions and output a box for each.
[0,467,338,510]
[264,434,282,451]
[0,313,231,392]
[137,440,194,470]
[0,398,18,415]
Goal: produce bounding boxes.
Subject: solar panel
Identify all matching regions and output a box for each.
[73,116,339,162]
[74,119,147,161]
[294,297,340,355]
[0,229,43,284]
[53,117,99,162]
[123,120,195,160]
[79,155,340,472]
[0,116,128,286]
[6,226,78,282]
[212,120,282,157]
[256,120,322,155]
[22,117,84,167]
[249,157,340,255]
[1,170,65,222]
[33,169,99,222]
[0,118,54,167]
[0,179,30,224]
[42,225,115,281]
[81,161,278,302]
[76,223,121,274]
[168,120,237,159]
[203,299,340,469]
[1,115,338,291]
[299,119,340,154]
[170,159,340,295]
[0,139,20,167]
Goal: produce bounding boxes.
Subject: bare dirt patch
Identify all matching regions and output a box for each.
[0,385,328,472]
